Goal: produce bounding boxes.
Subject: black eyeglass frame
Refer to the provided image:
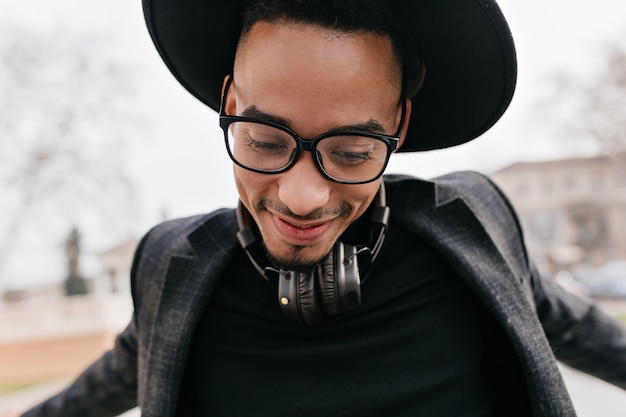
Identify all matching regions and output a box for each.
[218,76,405,185]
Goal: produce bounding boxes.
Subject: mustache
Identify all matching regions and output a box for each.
[256,198,351,221]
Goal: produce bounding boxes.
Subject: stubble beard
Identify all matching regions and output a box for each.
[263,241,331,274]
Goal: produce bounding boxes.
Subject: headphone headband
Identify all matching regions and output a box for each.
[236,182,390,324]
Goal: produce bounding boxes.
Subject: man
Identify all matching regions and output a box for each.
[19,0,626,416]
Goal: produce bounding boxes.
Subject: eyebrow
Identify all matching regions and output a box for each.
[241,105,387,135]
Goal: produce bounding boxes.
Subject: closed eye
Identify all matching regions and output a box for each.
[245,135,289,154]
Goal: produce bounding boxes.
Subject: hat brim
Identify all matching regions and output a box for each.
[143,0,517,152]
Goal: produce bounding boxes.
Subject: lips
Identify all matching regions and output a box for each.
[270,214,332,246]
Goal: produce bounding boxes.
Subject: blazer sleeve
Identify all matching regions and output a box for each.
[531,260,626,390]
[484,171,626,390]
[19,235,151,417]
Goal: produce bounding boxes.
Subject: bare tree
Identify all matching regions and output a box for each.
[0,23,138,284]
[535,38,626,155]
[575,46,626,153]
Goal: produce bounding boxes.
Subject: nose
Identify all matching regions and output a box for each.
[277,153,330,216]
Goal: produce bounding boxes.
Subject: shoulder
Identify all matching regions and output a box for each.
[384,171,531,278]
[141,208,237,254]
[130,208,237,277]
[384,171,511,210]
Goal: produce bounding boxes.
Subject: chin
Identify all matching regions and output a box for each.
[264,243,331,273]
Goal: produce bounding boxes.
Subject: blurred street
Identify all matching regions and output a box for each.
[561,365,626,417]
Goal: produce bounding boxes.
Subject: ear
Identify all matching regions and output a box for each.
[396,98,412,151]
[221,74,231,95]
[221,74,236,115]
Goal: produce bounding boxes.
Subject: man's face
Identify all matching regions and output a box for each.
[224,21,410,270]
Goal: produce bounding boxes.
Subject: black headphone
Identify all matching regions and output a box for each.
[236,182,390,325]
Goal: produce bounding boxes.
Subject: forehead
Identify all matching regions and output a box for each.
[233,21,401,99]
[230,22,402,137]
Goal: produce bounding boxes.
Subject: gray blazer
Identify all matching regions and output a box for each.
[24,172,626,417]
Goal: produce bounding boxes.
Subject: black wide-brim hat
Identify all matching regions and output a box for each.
[143,0,517,152]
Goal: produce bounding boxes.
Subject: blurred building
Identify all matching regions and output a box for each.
[0,238,137,382]
[490,153,626,276]
[93,237,138,295]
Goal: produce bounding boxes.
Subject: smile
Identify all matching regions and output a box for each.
[271,214,332,245]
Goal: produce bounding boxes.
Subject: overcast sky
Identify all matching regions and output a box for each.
[1,0,625,288]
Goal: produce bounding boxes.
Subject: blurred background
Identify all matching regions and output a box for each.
[1,0,626,415]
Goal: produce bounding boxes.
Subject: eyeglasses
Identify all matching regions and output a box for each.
[218,76,405,184]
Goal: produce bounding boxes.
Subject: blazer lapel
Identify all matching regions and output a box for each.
[387,174,572,415]
[141,210,239,417]
[387,175,537,328]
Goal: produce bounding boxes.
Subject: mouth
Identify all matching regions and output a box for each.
[270,214,332,246]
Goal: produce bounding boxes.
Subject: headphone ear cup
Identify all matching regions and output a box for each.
[317,251,341,316]
[296,271,323,325]
[318,242,362,316]
[278,270,323,325]
[336,243,362,313]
